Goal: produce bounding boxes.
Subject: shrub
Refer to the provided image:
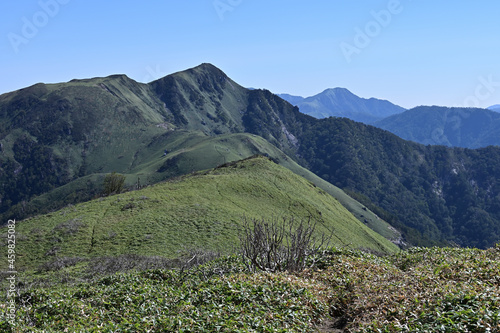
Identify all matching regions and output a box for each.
[102,172,126,195]
[239,217,332,273]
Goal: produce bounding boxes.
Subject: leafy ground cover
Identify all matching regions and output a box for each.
[1,246,499,332]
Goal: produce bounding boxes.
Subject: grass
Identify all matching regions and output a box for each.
[1,246,499,332]
[4,131,400,252]
[0,156,397,274]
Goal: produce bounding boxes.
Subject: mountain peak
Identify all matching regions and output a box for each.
[322,87,354,96]
[195,62,222,71]
[290,87,405,123]
[190,63,228,78]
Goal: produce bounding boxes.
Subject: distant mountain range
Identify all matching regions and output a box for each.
[374,106,500,149]
[278,88,406,123]
[489,104,500,112]
[2,63,500,249]
[279,88,500,149]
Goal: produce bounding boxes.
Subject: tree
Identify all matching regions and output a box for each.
[103,172,126,196]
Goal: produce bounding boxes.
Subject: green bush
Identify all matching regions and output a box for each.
[102,172,126,195]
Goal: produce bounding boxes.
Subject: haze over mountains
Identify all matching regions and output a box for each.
[1,63,500,249]
[278,88,406,124]
[280,88,500,149]
[374,106,500,149]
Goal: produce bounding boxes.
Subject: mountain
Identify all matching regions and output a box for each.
[0,64,276,217]
[374,106,500,148]
[277,93,305,105]
[488,104,500,112]
[0,156,398,272]
[0,63,397,245]
[2,63,500,248]
[280,88,406,123]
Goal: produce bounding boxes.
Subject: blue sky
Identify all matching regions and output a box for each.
[1,0,500,109]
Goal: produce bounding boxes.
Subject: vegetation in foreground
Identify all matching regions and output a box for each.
[1,245,499,332]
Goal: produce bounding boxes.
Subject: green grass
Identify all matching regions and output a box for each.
[123,131,402,244]
[7,131,400,245]
[1,156,398,273]
[1,246,499,332]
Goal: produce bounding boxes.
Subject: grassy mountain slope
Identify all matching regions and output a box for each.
[1,64,398,245]
[3,62,500,248]
[374,106,500,148]
[0,156,398,272]
[0,64,306,218]
[0,74,171,216]
[3,129,399,244]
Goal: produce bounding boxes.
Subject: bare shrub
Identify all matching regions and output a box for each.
[239,217,333,273]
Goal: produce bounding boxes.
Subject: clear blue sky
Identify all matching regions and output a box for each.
[1,0,500,109]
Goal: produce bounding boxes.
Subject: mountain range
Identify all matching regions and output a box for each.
[1,63,500,249]
[278,88,406,123]
[374,106,500,149]
[280,89,500,149]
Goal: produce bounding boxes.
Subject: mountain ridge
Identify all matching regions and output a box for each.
[279,87,406,123]
[2,63,500,248]
[374,106,500,148]
[0,64,398,246]
[0,156,398,272]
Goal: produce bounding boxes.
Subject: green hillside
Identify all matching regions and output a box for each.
[1,156,398,272]
[0,63,398,247]
[3,130,399,244]
[3,62,500,248]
